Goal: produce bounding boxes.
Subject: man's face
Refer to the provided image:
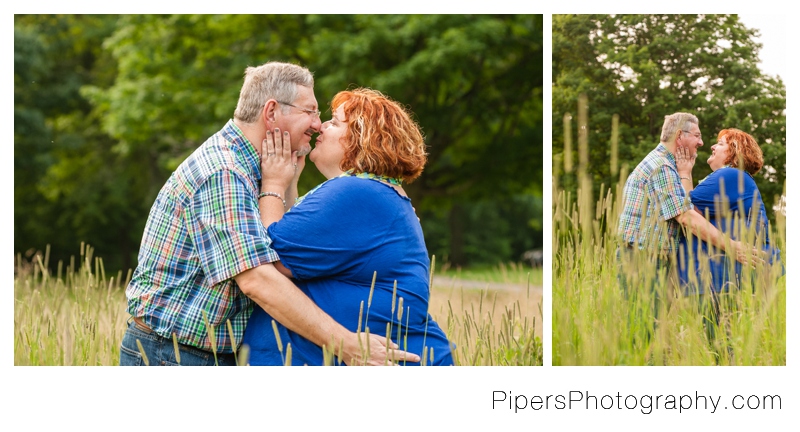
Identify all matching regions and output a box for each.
[272,85,322,155]
[678,123,704,156]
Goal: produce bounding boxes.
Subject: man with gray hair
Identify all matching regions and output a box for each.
[618,112,752,288]
[121,61,419,366]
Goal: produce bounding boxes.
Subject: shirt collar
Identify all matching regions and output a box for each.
[221,119,262,181]
[656,143,677,166]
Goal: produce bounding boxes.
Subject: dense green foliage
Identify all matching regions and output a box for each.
[14,15,543,271]
[553,14,785,219]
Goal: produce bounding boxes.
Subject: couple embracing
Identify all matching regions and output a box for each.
[617,112,781,342]
[119,61,454,366]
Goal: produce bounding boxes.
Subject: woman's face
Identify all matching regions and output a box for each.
[309,104,348,179]
[707,136,731,171]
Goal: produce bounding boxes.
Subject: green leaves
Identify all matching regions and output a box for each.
[15,14,543,269]
[553,14,785,220]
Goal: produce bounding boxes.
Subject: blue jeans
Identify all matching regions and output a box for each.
[119,318,237,366]
[616,246,674,348]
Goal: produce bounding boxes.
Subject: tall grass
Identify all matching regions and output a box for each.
[14,244,130,366]
[552,97,786,365]
[429,262,543,366]
[14,246,542,366]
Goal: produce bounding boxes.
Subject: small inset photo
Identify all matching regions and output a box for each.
[551,14,786,366]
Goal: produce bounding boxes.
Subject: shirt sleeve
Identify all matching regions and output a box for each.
[267,178,386,281]
[186,170,279,286]
[651,163,692,221]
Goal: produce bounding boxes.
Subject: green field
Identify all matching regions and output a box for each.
[552,184,785,366]
[14,245,542,366]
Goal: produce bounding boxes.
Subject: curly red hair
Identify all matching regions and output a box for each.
[330,88,427,183]
[717,128,763,175]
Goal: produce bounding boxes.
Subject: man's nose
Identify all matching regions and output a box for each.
[312,117,323,132]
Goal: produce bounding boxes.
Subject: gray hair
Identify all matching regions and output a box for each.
[233,62,314,123]
[660,112,698,143]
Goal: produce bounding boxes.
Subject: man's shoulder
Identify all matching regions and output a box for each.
[630,145,670,176]
[162,124,255,202]
[176,127,241,180]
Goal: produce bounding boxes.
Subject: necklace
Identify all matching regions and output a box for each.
[339,170,403,186]
[291,170,403,209]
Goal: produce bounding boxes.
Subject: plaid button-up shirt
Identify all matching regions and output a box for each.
[617,143,692,252]
[126,120,278,353]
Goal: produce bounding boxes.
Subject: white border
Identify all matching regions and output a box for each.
[7,3,796,429]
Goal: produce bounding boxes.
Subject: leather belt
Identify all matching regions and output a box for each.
[133,316,153,333]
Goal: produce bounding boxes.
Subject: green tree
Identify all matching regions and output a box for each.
[306,15,544,265]
[553,14,786,218]
[15,15,543,270]
[68,15,310,270]
[14,15,126,268]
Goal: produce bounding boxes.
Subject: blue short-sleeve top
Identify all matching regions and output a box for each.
[678,167,780,294]
[243,176,454,365]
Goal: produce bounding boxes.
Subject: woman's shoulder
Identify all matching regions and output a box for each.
[718,167,759,189]
[698,167,753,187]
[317,175,381,195]
[716,166,752,179]
[326,176,408,199]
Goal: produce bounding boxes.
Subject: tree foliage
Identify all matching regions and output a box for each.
[14,15,543,270]
[553,14,786,218]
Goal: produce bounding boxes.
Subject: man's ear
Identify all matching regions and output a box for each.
[262,100,278,126]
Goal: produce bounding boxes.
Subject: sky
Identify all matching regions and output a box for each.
[736,14,787,80]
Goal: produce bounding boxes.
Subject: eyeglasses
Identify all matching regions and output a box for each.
[276,101,321,119]
[682,130,702,140]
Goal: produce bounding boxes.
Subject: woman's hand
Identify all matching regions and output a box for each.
[261,128,297,194]
[675,145,696,177]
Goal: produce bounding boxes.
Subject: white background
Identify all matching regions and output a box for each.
[5,3,795,430]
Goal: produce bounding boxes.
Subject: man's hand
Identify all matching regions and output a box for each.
[732,240,768,267]
[237,265,422,366]
[336,332,421,366]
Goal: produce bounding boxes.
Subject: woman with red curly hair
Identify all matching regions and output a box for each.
[675,128,780,293]
[243,88,454,366]
[675,128,781,311]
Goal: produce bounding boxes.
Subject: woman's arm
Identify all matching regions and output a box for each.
[258,129,298,278]
[259,129,296,227]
